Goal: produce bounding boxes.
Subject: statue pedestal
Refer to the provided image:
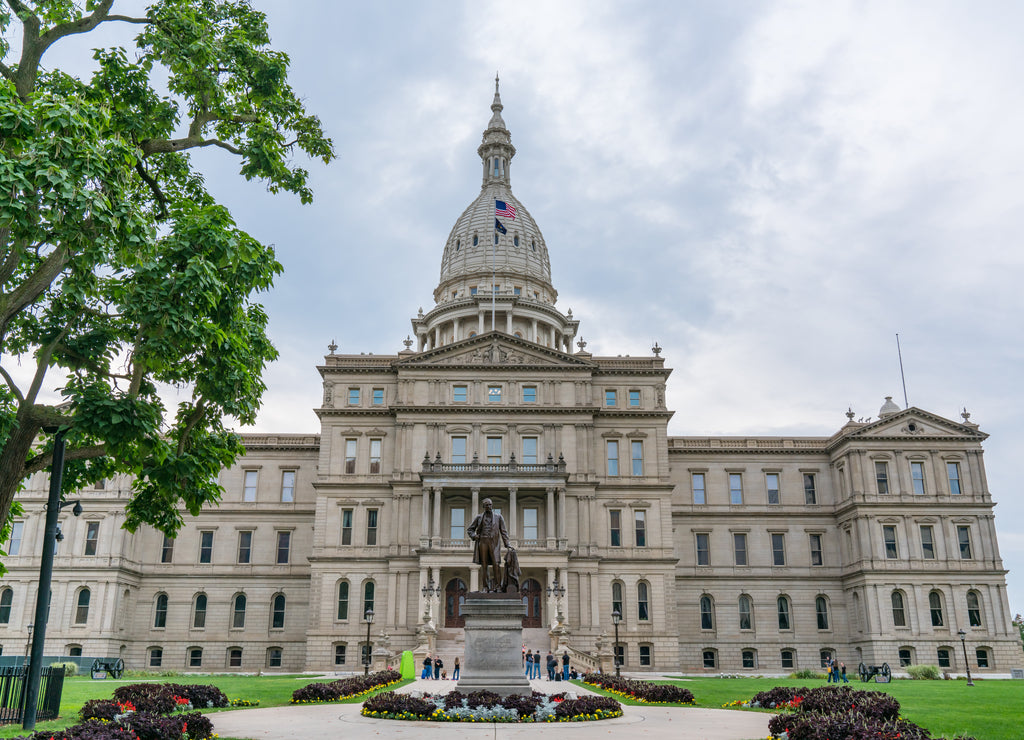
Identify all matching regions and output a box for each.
[454,593,532,697]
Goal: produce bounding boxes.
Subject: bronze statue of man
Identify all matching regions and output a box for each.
[467,498,512,592]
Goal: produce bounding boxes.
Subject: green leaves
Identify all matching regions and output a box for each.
[0,0,334,539]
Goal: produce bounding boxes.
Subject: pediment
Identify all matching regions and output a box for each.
[843,408,986,442]
[395,332,594,368]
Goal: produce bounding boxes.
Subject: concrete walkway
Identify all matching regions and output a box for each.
[211,677,772,740]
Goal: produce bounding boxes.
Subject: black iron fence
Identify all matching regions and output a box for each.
[0,665,66,725]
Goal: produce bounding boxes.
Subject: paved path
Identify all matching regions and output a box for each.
[211,677,772,740]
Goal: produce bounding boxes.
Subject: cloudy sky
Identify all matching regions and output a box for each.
[15,2,1024,614]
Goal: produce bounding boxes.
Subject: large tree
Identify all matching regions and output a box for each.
[0,0,333,550]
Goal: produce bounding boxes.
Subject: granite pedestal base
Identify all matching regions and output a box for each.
[454,593,531,697]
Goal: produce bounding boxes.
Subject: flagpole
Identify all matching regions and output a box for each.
[491,227,496,331]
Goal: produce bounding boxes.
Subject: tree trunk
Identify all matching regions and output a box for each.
[0,419,42,529]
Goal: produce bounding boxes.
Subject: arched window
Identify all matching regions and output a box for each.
[780,649,796,669]
[148,647,163,668]
[611,581,623,617]
[738,595,753,630]
[188,646,203,667]
[232,594,246,628]
[363,581,375,617]
[777,596,791,630]
[967,591,982,627]
[637,581,650,621]
[267,647,283,667]
[702,648,717,668]
[815,596,830,630]
[74,588,91,625]
[514,235,519,247]
[228,646,243,668]
[852,592,863,632]
[455,239,461,251]
[193,593,207,628]
[929,591,944,627]
[337,581,349,620]
[154,594,168,628]
[473,234,479,247]
[741,648,757,669]
[699,595,714,630]
[272,593,286,629]
[891,590,907,627]
[0,588,12,624]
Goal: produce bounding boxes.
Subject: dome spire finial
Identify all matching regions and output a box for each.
[479,76,514,186]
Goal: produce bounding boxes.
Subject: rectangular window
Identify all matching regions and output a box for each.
[369,439,382,474]
[883,525,898,559]
[947,462,962,495]
[899,648,912,666]
[450,508,465,539]
[975,648,989,669]
[366,509,378,546]
[766,473,780,505]
[804,473,817,504]
[199,531,214,563]
[229,648,243,667]
[523,508,538,540]
[522,437,538,464]
[692,473,706,504]
[729,473,743,504]
[487,385,502,402]
[696,533,710,566]
[605,389,617,406]
[920,525,935,559]
[451,436,467,464]
[453,385,467,402]
[268,648,282,667]
[334,644,347,665]
[149,648,163,667]
[84,521,99,556]
[522,386,537,403]
[348,388,360,405]
[341,509,353,546]
[875,461,890,494]
[733,533,748,566]
[514,286,522,296]
[277,531,291,564]
[7,521,23,555]
[703,650,716,669]
[606,440,619,476]
[372,388,384,405]
[911,461,926,494]
[470,286,477,295]
[771,533,786,566]
[957,525,973,559]
[809,533,823,566]
[937,648,951,668]
[281,471,295,502]
[781,650,795,669]
[237,531,252,563]
[345,439,357,474]
[639,645,652,666]
[629,390,640,407]
[631,440,644,476]
[160,535,174,564]
[609,510,622,547]
[243,470,258,502]
[634,510,646,547]
[486,436,502,463]
[189,648,202,668]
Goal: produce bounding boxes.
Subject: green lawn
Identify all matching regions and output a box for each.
[575,676,1024,740]
[0,673,411,738]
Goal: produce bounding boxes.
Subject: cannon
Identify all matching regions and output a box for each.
[857,661,891,683]
[90,657,125,679]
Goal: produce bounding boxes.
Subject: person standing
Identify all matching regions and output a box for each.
[422,655,432,679]
[840,662,848,683]
[524,650,533,678]
[434,655,443,680]
[546,651,556,681]
[533,648,542,679]
[453,656,460,680]
[562,650,570,681]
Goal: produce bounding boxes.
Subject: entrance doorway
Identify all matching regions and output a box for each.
[445,578,467,627]
[521,578,542,628]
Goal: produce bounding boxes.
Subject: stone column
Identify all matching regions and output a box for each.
[508,487,517,542]
[531,318,538,342]
[506,312,512,334]
[547,567,557,626]
[432,486,442,547]
[470,567,480,592]
[433,325,440,348]
[478,311,485,334]
[432,566,442,623]
[387,572,398,626]
[546,487,556,547]
[471,487,480,520]
[453,316,461,341]
[557,488,566,542]
[421,487,431,547]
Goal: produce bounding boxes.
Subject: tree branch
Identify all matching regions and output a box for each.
[140,136,244,157]
[102,15,150,25]
[178,399,208,455]
[0,242,69,328]
[23,324,70,408]
[23,443,106,476]
[37,1,116,49]
[134,161,169,221]
[0,364,25,404]
[0,60,13,82]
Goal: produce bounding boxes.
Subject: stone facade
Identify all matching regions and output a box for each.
[1,84,1020,676]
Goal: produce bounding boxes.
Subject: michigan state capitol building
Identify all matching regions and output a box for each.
[4,83,1021,677]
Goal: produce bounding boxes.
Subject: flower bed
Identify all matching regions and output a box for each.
[362,689,622,722]
[11,682,223,740]
[582,673,695,704]
[291,669,401,704]
[760,685,978,740]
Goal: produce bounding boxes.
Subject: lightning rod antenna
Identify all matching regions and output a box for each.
[896,333,909,408]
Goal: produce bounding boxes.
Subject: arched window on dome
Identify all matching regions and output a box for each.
[531,240,536,251]
[494,233,499,245]
[494,157,500,177]
[514,235,519,247]
[455,239,460,251]
[473,234,479,247]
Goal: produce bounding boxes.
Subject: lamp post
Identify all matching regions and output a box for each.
[23,624,33,667]
[547,579,566,623]
[23,428,82,731]
[421,579,440,620]
[611,608,622,678]
[957,628,974,686]
[363,608,375,676]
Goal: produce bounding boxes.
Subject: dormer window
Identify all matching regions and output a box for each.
[514,235,519,247]
[473,234,478,246]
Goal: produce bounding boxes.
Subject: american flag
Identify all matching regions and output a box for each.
[495,200,517,219]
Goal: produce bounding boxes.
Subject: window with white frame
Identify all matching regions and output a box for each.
[631,440,644,476]
[523,508,538,540]
[522,436,538,464]
[451,436,467,464]
[910,461,926,494]
[281,471,295,502]
[891,590,907,627]
[929,591,944,627]
[777,596,791,630]
[696,533,710,566]
[815,596,830,630]
[237,530,252,564]
[341,509,353,545]
[193,594,207,628]
[7,521,22,555]
[276,531,291,564]
[875,461,890,494]
[766,473,780,504]
[967,590,983,627]
[883,525,898,559]
[487,385,502,402]
[486,437,502,463]
[522,386,537,403]
[947,462,962,494]
[634,510,646,547]
[232,594,246,628]
[199,531,214,564]
[729,473,743,504]
[453,385,468,402]
[609,509,621,547]
[738,595,753,630]
[771,533,786,566]
[733,533,748,566]
[75,588,91,624]
[243,470,258,502]
[629,389,640,407]
[366,509,378,546]
[344,439,357,474]
[450,508,465,539]
[692,473,706,504]
[957,525,973,559]
[84,521,99,555]
[920,525,935,559]
[804,473,817,504]
[809,533,823,566]
[372,388,384,405]
[369,439,382,474]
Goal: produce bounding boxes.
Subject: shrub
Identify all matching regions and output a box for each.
[179,712,214,739]
[164,683,229,708]
[790,669,826,680]
[51,661,79,677]
[120,712,187,740]
[554,695,622,720]
[111,683,177,715]
[291,669,400,704]
[80,699,121,721]
[770,710,932,740]
[906,664,941,680]
[581,673,694,704]
[751,686,811,708]
[797,685,900,721]
[362,691,437,718]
